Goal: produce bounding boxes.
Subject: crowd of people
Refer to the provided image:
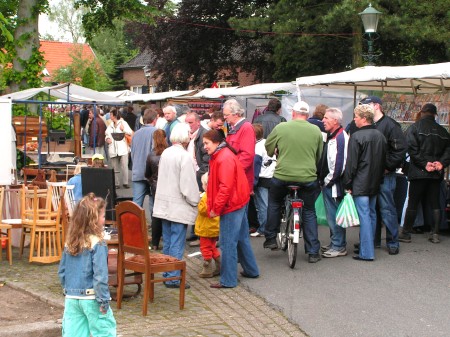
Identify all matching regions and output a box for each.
[59,96,449,336]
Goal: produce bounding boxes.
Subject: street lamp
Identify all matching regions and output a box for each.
[143,65,151,93]
[359,3,382,66]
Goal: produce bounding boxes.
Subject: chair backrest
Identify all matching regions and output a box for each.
[0,187,4,222]
[46,181,67,214]
[21,185,53,222]
[115,201,150,258]
[64,185,76,218]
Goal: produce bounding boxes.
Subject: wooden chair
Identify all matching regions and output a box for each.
[47,181,67,245]
[20,186,62,263]
[0,187,13,265]
[115,201,187,316]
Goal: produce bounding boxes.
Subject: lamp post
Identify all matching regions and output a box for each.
[143,65,151,93]
[359,3,382,66]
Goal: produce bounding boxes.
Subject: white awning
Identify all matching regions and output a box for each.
[296,63,450,93]
[123,90,196,102]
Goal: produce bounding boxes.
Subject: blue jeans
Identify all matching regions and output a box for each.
[377,173,399,248]
[265,178,320,255]
[132,180,154,215]
[162,220,187,285]
[322,186,346,250]
[354,195,377,260]
[254,186,269,234]
[220,206,259,287]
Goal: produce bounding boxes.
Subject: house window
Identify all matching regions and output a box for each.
[217,81,232,88]
[130,86,143,94]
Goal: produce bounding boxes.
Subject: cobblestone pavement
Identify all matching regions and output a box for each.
[1,248,307,337]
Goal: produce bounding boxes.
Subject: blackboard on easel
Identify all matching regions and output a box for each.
[81,167,116,221]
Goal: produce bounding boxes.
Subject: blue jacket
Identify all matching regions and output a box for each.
[58,237,111,311]
[131,124,156,181]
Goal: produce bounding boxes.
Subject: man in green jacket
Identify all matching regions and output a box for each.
[263,101,323,263]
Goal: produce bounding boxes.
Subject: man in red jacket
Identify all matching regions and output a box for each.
[224,99,256,192]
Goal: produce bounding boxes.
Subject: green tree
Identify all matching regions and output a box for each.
[127,0,274,90]
[48,0,87,43]
[2,0,160,92]
[81,66,95,89]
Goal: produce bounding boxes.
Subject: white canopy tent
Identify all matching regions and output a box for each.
[191,87,239,99]
[102,89,137,98]
[121,90,196,102]
[230,82,297,96]
[0,83,126,104]
[296,62,450,94]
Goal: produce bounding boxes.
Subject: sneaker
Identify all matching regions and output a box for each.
[322,248,347,258]
[388,246,399,255]
[429,234,440,244]
[164,282,191,289]
[189,239,200,247]
[250,232,263,237]
[320,243,331,252]
[398,232,411,243]
[263,237,278,250]
[308,254,322,263]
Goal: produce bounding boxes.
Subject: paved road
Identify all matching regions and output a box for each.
[235,225,450,337]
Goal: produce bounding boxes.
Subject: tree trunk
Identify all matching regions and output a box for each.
[352,23,362,69]
[10,0,40,92]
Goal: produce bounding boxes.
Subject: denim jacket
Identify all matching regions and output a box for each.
[58,236,111,311]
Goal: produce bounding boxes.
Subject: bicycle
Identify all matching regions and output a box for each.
[277,185,304,268]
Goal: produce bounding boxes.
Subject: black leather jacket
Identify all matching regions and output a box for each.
[406,115,450,181]
[373,115,407,172]
[194,125,210,175]
[343,125,386,196]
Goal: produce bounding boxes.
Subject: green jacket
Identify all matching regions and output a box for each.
[265,119,323,183]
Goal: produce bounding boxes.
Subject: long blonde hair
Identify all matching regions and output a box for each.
[66,193,106,255]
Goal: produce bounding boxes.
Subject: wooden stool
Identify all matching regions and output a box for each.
[0,224,13,265]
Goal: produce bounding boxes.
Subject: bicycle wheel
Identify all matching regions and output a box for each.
[287,212,298,268]
[277,206,289,251]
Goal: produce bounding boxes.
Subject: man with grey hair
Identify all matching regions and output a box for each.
[264,101,323,263]
[343,104,386,261]
[318,108,349,258]
[224,99,256,192]
[163,104,180,146]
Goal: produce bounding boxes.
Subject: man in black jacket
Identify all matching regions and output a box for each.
[359,96,407,255]
[399,103,450,244]
[343,104,386,261]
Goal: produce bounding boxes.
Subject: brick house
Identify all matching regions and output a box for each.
[119,49,260,93]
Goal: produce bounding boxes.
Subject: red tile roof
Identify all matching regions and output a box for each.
[39,40,96,81]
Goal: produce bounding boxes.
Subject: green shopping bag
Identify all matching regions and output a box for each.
[336,192,360,228]
[315,192,328,226]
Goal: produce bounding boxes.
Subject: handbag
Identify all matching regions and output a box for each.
[315,192,328,226]
[125,131,133,146]
[336,192,360,228]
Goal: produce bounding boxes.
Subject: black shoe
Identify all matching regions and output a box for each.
[263,238,278,250]
[308,254,322,263]
[123,184,130,189]
[374,242,381,249]
[354,243,360,249]
[353,249,360,254]
[186,235,198,242]
[398,232,411,243]
[388,246,399,255]
[240,271,259,279]
[352,255,373,261]
[164,282,190,289]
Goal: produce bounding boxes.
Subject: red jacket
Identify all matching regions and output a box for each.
[226,120,255,192]
[207,146,250,216]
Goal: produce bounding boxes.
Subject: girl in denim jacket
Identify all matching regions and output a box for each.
[58,193,116,337]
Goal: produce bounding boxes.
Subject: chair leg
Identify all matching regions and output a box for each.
[28,229,36,262]
[179,266,186,310]
[116,261,124,310]
[149,274,154,302]
[7,228,12,265]
[143,272,150,316]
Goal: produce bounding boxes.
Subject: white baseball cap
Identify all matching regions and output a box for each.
[292,101,310,113]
